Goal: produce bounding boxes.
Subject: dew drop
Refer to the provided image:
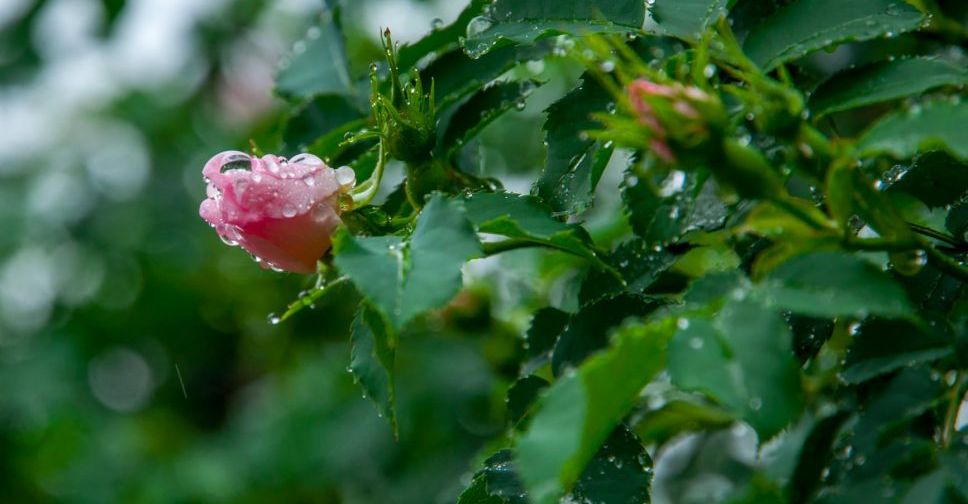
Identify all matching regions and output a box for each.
[466,16,494,38]
[335,166,356,191]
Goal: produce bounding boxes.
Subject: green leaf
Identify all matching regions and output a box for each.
[425,44,550,111]
[758,251,915,319]
[568,426,653,504]
[334,194,481,330]
[624,171,728,246]
[788,411,852,504]
[886,151,968,208]
[651,0,729,41]
[859,99,968,161]
[809,57,968,117]
[551,294,662,376]
[668,299,803,439]
[397,0,488,71]
[462,427,653,504]
[349,303,396,430]
[523,307,570,373]
[632,399,734,447]
[461,191,615,273]
[508,376,550,426]
[825,161,914,241]
[742,0,924,71]
[437,80,541,158]
[458,450,525,504]
[275,9,356,100]
[460,0,646,59]
[579,239,678,305]
[535,76,614,216]
[841,318,953,383]
[283,95,366,152]
[516,318,677,504]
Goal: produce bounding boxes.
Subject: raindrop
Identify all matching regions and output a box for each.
[335,166,356,190]
[689,337,704,349]
[466,16,494,38]
[293,41,307,54]
[677,318,690,330]
[282,205,297,218]
[307,26,321,40]
[290,153,324,166]
[514,99,527,111]
[220,152,252,172]
[267,313,281,325]
[599,60,616,73]
[430,17,444,31]
[749,397,763,411]
[703,64,716,78]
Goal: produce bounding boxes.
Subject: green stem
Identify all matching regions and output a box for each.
[481,238,552,256]
[842,237,919,252]
[772,196,831,232]
[908,223,966,249]
[279,276,350,322]
[922,240,968,283]
[350,140,387,207]
[941,372,965,449]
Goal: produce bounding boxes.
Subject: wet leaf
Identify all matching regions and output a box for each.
[460,0,645,59]
[551,293,662,376]
[651,0,730,41]
[668,299,803,439]
[334,194,481,330]
[535,75,614,216]
[275,9,356,99]
[743,0,924,70]
[810,57,968,117]
[841,318,953,383]
[349,303,397,430]
[758,251,915,319]
[516,318,676,504]
[461,191,615,273]
[859,99,968,161]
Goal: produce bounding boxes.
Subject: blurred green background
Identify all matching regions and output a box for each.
[0,1,540,502]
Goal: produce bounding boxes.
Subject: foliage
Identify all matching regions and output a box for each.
[6,0,968,502]
[266,0,968,502]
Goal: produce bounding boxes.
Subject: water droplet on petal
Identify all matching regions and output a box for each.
[290,153,324,166]
[335,166,356,191]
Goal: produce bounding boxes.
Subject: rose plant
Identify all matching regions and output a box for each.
[201,1,968,502]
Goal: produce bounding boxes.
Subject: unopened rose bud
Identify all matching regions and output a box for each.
[199,151,354,273]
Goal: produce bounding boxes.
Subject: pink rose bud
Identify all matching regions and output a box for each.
[199,151,354,274]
